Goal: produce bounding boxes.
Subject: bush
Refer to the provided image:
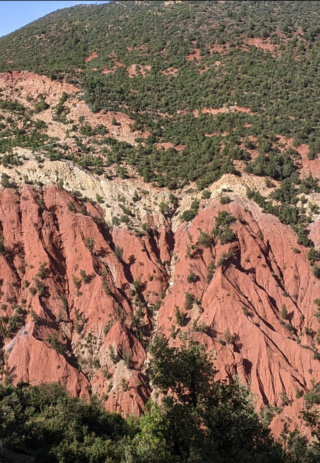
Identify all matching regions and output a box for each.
[213,211,236,245]
[85,237,95,253]
[220,195,231,204]
[0,382,126,460]
[201,190,211,199]
[207,261,215,283]
[197,229,211,248]
[115,246,123,262]
[281,304,288,320]
[313,264,320,279]
[175,308,188,326]
[184,292,195,310]
[181,208,197,222]
[242,306,249,316]
[1,173,10,187]
[187,272,199,283]
[0,235,6,255]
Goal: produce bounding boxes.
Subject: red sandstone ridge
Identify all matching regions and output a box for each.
[0,182,320,436]
[0,185,169,416]
[158,199,320,410]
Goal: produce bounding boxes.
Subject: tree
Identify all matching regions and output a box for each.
[128,334,285,463]
[115,246,123,262]
[282,304,288,320]
[0,382,127,462]
[1,173,10,188]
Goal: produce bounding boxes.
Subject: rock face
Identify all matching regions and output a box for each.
[0,181,319,436]
[0,184,168,416]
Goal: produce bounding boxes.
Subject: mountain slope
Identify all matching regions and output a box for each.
[1,170,320,431]
[1,1,320,189]
[0,0,320,439]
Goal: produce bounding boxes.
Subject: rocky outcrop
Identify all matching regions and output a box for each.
[0,181,319,435]
[159,198,320,409]
[0,184,168,416]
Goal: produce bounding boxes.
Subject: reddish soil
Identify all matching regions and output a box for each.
[194,106,254,117]
[127,64,139,77]
[102,69,113,75]
[205,132,228,137]
[0,70,78,100]
[209,43,230,54]
[85,51,98,63]
[127,64,151,78]
[246,38,276,53]
[160,67,178,76]
[156,143,186,151]
[0,71,150,145]
[276,135,320,179]
[199,66,210,74]
[102,62,125,75]
[156,142,174,151]
[186,48,201,62]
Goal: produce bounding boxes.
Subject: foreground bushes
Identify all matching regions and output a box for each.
[0,337,320,462]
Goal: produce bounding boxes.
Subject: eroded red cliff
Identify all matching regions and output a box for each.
[0,182,319,435]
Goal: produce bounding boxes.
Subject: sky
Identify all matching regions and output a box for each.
[0,1,110,38]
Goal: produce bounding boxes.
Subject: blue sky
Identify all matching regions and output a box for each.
[0,1,109,38]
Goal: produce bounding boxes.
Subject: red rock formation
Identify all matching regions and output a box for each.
[0,185,168,415]
[0,183,320,436]
[158,199,320,413]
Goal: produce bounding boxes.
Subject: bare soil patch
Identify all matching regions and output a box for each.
[85,51,98,63]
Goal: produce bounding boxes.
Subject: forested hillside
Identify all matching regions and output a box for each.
[1,1,320,189]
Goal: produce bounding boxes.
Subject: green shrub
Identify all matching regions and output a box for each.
[187,272,199,283]
[197,229,211,248]
[213,211,236,245]
[313,264,320,279]
[85,237,95,253]
[201,190,211,199]
[281,304,288,320]
[115,246,123,262]
[181,208,197,222]
[220,195,231,205]
[175,308,188,326]
[184,292,195,310]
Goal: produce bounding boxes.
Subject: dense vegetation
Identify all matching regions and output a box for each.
[1,1,320,188]
[1,336,320,463]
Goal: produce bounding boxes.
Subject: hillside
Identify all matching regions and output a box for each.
[1,1,320,189]
[0,0,320,451]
